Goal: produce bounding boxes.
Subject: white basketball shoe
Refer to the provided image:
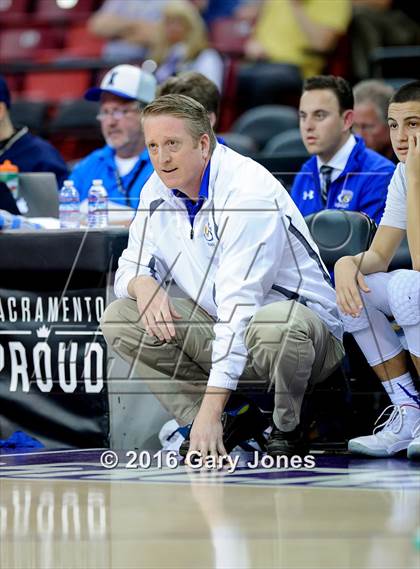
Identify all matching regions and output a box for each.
[348,404,420,457]
[407,420,420,460]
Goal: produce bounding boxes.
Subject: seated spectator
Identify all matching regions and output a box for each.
[291,75,395,225]
[70,65,157,210]
[88,0,167,61]
[334,80,420,459]
[157,71,221,129]
[0,76,68,188]
[239,0,351,106]
[152,0,224,92]
[353,79,396,161]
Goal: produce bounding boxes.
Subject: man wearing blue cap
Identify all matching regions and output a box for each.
[0,75,68,187]
[70,64,157,210]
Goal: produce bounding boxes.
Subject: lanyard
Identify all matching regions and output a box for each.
[114,161,145,207]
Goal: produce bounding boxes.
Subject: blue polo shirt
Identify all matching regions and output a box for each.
[70,146,153,209]
[290,137,395,225]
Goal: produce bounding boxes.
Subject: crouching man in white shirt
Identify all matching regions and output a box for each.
[335,81,420,460]
[101,94,344,462]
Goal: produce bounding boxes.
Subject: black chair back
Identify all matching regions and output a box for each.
[9,100,48,135]
[231,105,298,149]
[305,210,377,271]
[263,128,308,156]
[218,132,257,156]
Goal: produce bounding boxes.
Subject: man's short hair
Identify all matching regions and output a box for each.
[303,75,354,113]
[353,80,395,123]
[390,80,420,105]
[157,72,220,117]
[142,94,217,153]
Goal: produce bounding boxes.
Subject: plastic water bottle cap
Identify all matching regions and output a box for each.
[63,180,74,187]
[92,179,103,185]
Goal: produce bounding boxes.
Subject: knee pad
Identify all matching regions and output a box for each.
[388,270,420,326]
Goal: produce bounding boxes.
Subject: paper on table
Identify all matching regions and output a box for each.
[80,198,135,226]
[27,217,60,229]
[28,200,135,230]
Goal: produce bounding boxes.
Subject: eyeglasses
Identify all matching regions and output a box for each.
[96,107,141,121]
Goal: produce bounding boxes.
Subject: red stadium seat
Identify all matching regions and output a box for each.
[0,0,30,25]
[34,0,97,23]
[23,70,91,102]
[61,23,105,58]
[0,27,62,63]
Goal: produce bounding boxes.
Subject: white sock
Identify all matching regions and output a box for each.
[382,373,420,408]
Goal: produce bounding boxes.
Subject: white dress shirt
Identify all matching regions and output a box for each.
[316,134,357,186]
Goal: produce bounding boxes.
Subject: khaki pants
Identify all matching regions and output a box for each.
[101,297,344,431]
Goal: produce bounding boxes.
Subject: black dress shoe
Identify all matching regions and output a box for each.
[179,398,268,458]
[266,424,309,458]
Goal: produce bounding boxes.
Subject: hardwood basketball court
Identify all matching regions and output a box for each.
[0,449,419,568]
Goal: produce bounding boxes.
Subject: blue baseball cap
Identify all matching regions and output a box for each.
[0,75,11,108]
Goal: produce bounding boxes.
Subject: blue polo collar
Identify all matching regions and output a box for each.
[172,159,210,200]
[172,160,211,226]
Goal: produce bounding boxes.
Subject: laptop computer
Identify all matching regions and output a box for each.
[16,173,59,218]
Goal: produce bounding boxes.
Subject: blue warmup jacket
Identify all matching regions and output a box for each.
[70,145,153,208]
[290,137,395,224]
[0,127,68,187]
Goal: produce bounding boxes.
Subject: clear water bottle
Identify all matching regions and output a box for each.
[59,180,80,229]
[88,179,108,228]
